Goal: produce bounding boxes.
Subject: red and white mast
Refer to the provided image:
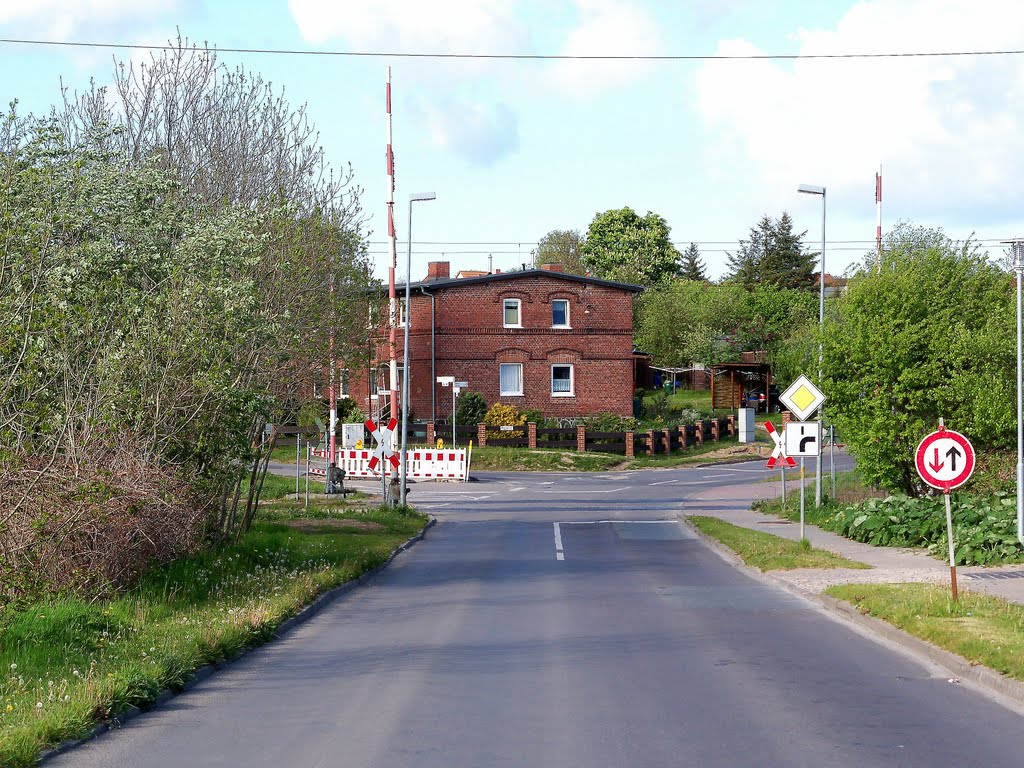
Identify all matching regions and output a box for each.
[386,68,399,432]
[875,164,882,272]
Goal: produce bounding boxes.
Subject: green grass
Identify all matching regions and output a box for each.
[827,583,1024,680]
[0,506,426,767]
[467,434,764,472]
[469,446,622,472]
[689,515,871,571]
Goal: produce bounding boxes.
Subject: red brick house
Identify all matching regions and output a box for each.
[351,262,643,421]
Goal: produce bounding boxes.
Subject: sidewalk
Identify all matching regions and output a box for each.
[682,478,1024,606]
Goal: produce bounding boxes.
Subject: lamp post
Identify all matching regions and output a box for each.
[400,192,436,507]
[1005,239,1024,545]
[798,183,826,508]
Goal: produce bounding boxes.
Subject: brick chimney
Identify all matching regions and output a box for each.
[425,261,450,281]
[539,263,564,272]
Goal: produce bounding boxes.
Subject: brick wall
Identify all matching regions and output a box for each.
[354,271,640,419]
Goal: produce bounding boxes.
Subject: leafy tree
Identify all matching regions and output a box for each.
[58,38,374,528]
[634,280,747,367]
[726,212,816,290]
[582,207,681,285]
[732,284,818,373]
[822,223,1013,494]
[679,242,707,281]
[456,391,487,426]
[536,229,586,275]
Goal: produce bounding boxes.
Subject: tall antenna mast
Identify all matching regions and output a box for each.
[386,68,399,435]
[875,164,882,272]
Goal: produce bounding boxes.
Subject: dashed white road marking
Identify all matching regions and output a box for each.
[649,479,678,486]
[553,522,564,560]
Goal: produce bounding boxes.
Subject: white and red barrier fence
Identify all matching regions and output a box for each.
[309,447,469,481]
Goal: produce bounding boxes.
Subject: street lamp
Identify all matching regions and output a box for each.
[1004,239,1024,545]
[798,183,826,508]
[400,192,436,507]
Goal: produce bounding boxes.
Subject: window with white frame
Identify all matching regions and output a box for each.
[500,363,523,396]
[551,364,574,396]
[503,298,521,327]
[551,299,570,328]
[397,297,407,327]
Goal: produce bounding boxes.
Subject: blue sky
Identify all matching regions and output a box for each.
[3,0,1024,282]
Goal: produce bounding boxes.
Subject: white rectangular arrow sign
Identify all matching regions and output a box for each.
[784,421,822,457]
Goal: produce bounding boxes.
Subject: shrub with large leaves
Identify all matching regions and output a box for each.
[822,223,1014,494]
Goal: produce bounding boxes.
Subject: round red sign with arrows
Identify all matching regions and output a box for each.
[915,427,975,492]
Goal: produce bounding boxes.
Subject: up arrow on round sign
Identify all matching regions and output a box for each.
[915,426,975,493]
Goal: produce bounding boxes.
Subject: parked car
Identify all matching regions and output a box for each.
[745,386,780,413]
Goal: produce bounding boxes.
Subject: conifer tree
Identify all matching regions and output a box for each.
[679,242,708,281]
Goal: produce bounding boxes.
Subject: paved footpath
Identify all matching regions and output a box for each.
[681,478,1024,605]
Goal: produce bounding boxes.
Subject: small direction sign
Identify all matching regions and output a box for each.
[765,420,796,469]
[779,375,826,421]
[784,421,821,457]
[915,426,975,492]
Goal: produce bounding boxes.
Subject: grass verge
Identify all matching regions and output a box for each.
[689,516,871,571]
[0,505,427,767]
[827,583,1024,680]
[468,446,622,472]
[467,437,768,473]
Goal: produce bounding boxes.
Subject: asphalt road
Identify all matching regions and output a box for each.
[49,458,1024,767]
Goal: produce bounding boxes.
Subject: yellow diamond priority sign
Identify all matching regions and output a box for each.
[779,375,826,421]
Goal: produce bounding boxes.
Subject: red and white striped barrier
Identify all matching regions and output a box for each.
[308,447,469,481]
[406,449,468,481]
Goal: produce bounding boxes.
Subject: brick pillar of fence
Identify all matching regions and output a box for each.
[426,421,435,446]
[695,422,704,447]
[646,430,655,455]
[662,430,671,453]
[576,425,587,452]
[477,423,487,447]
[782,411,792,425]
[679,425,688,450]
[625,431,635,458]
[712,418,720,441]
[727,414,735,437]
[528,422,537,449]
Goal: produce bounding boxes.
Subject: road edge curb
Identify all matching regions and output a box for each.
[680,514,1024,710]
[36,515,436,765]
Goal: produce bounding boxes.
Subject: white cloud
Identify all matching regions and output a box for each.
[416,96,519,166]
[549,0,665,97]
[0,0,187,39]
[695,0,1024,228]
[288,0,528,52]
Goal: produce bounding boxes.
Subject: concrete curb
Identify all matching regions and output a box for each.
[37,516,436,765]
[681,516,1024,710]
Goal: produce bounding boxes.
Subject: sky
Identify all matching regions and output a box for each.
[3,0,1024,283]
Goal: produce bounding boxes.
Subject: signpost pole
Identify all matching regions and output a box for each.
[944,490,959,602]
[295,433,300,497]
[781,465,786,504]
[799,457,806,541]
[830,425,836,498]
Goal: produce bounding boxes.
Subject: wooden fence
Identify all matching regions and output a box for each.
[413,417,735,458]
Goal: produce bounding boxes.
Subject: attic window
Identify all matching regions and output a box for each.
[503,298,521,327]
[552,299,569,328]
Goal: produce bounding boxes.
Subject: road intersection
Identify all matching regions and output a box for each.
[48,457,1024,768]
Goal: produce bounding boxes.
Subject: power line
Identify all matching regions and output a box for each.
[2,37,1024,61]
